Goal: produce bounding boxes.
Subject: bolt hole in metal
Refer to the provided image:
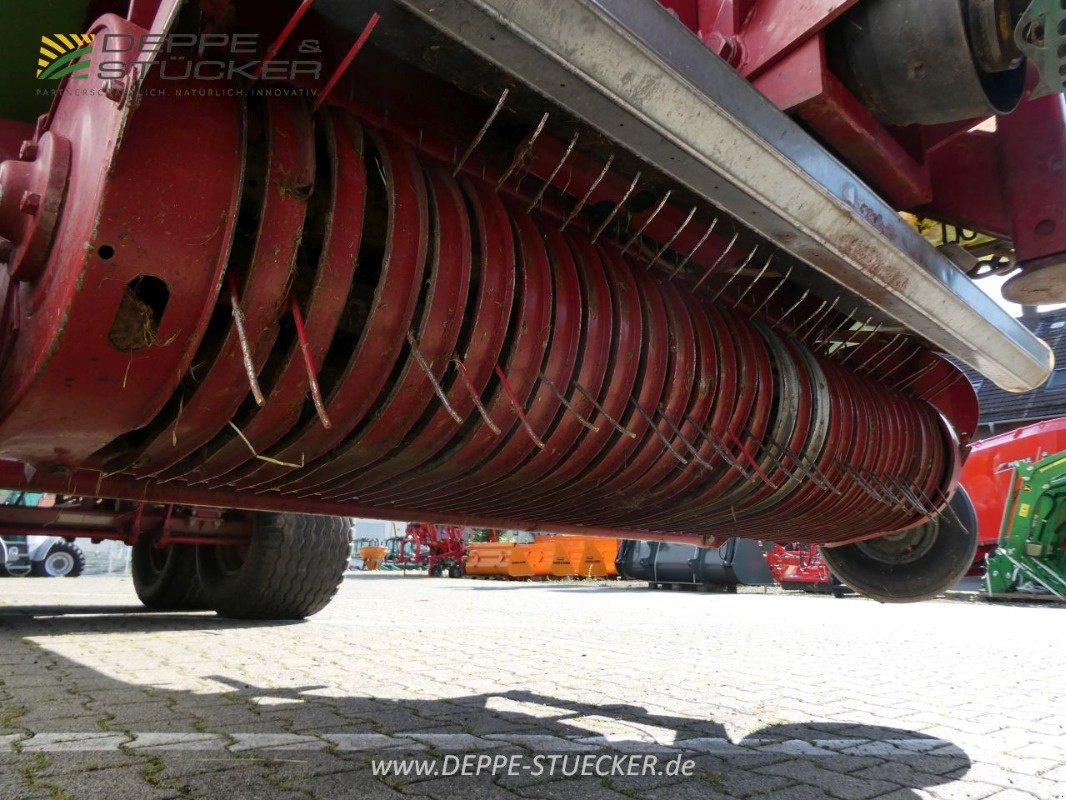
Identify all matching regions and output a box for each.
[855,521,939,565]
[97,244,115,260]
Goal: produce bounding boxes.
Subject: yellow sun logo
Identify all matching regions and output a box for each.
[37,34,96,80]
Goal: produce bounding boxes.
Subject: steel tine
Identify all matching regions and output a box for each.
[452,356,501,435]
[726,429,781,488]
[527,131,579,212]
[835,317,876,363]
[573,382,636,438]
[454,88,509,176]
[731,253,774,309]
[540,374,599,432]
[856,333,906,375]
[289,295,332,429]
[770,287,811,331]
[817,306,860,351]
[749,266,793,318]
[495,111,549,191]
[789,449,842,494]
[789,298,828,341]
[887,475,935,517]
[932,487,968,531]
[622,190,672,254]
[682,414,749,474]
[591,171,642,244]
[560,154,614,232]
[668,218,718,280]
[919,369,966,401]
[709,244,760,302]
[795,297,839,342]
[494,365,545,448]
[741,427,795,479]
[629,400,688,465]
[228,274,265,407]
[891,359,939,392]
[879,473,926,515]
[407,330,463,425]
[692,231,739,290]
[879,345,924,383]
[657,406,715,469]
[650,205,697,269]
[836,459,890,504]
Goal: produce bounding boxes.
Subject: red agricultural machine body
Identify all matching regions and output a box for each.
[961,417,1066,565]
[0,0,1058,605]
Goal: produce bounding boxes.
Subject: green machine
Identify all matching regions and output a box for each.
[986,452,1066,599]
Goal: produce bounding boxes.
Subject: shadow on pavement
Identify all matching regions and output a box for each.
[0,607,972,800]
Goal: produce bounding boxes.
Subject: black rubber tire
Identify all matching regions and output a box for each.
[132,538,206,610]
[196,513,351,620]
[31,541,86,577]
[447,563,463,579]
[820,486,978,603]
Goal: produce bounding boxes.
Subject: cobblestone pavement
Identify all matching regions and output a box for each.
[0,574,1063,800]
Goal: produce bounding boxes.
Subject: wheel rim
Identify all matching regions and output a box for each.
[44,551,75,576]
[855,521,939,566]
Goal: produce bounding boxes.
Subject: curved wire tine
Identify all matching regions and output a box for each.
[749,265,792,318]
[572,382,636,438]
[931,486,967,530]
[868,472,918,513]
[657,406,714,469]
[748,428,837,492]
[494,364,545,449]
[835,459,891,505]
[690,231,741,292]
[452,356,501,435]
[709,244,759,302]
[741,429,795,481]
[878,344,924,383]
[629,400,688,465]
[730,253,774,309]
[289,295,331,429]
[591,171,642,244]
[560,154,614,232]
[725,429,780,488]
[228,274,265,407]
[884,474,933,516]
[834,317,875,363]
[794,296,837,342]
[769,287,811,331]
[682,414,748,474]
[891,359,938,392]
[454,88,510,177]
[919,369,966,401]
[650,205,697,270]
[621,190,672,254]
[668,217,717,280]
[407,330,463,425]
[495,111,549,191]
[527,130,579,212]
[816,305,860,351]
[856,333,906,375]
[540,374,599,432]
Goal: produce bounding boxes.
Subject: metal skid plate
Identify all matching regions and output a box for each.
[386,0,1052,393]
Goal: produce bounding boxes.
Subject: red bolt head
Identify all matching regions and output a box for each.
[18,141,37,161]
[0,238,12,264]
[19,191,40,216]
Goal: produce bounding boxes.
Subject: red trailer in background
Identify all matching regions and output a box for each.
[402,523,471,578]
[960,418,1066,572]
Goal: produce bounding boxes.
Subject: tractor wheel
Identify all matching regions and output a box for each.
[132,538,206,610]
[820,486,978,603]
[448,563,464,579]
[32,542,86,577]
[196,513,351,620]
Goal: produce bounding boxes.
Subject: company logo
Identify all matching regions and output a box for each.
[37,34,96,80]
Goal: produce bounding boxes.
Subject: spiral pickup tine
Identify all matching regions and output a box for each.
[591,171,642,244]
[726,429,781,489]
[710,243,760,303]
[692,231,739,290]
[651,205,697,270]
[657,406,714,469]
[454,87,509,177]
[561,154,613,232]
[836,459,892,505]
[452,356,501,435]
[629,400,688,465]
[541,374,599,432]
[741,427,794,480]
[750,265,792,319]
[622,190,672,254]
[669,218,718,281]
[495,365,545,449]
[885,475,932,517]
[495,111,549,191]
[891,359,938,392]
[731,252,774,309]
[527,130,578,212]
[573,382,636,439]
[932,487,967,530]
[228,274,265,407]
[683,415,750,476]
[407,330,463,425]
